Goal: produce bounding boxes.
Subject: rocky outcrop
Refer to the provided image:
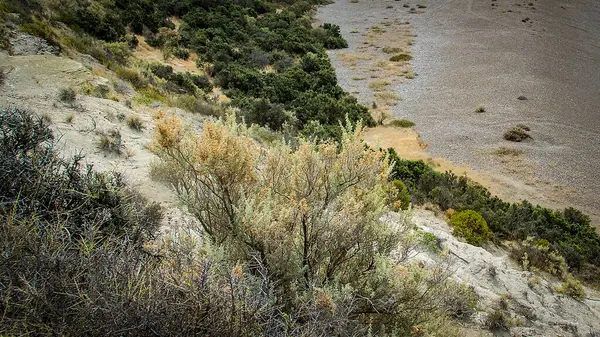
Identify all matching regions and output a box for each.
[411,209,600,336]
[8,31,60,56]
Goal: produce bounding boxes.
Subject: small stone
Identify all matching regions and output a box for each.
[517,95,528,100]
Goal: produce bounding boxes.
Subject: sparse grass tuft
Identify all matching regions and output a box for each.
[375,91,401,102]
[390,53,412,62]
[475,104,486,113]
[493,147,523,156]
[390,119,415,128]
[382,46,402,54]
[65,112,75,124]
[369,79,391,91]
[98,129,123,154]
[0,69,5,86]
[58,87,77,102]
[126,115,145,131]
[116,67,147,89]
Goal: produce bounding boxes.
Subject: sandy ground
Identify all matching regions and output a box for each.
[317,0,600,226]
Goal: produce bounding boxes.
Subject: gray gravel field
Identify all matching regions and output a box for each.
[317,0,600,224]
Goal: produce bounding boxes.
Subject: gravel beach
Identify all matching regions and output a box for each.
[317,0,600,225]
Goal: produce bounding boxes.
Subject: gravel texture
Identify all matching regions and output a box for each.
[317,0,600,224]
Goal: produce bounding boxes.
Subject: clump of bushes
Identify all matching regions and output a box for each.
[449,210,491,246]
[387,147,600,273]
[504,125,532,142]
[390,53,412,62]
[510,237,568,276]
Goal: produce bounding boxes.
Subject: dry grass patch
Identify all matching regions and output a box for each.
[369,79,391,91]
[390,53,412,62]
[382,47,402,54]
[494,147,523,157]
[375,91,401,105]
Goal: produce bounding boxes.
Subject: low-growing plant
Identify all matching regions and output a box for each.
[390,53,412,62]
[485,309,509,330]
[390,179,411,210]
[0,69,5,86]
[557,275,585,299]
[98,129,123,154]
[65,112,75,123]
[175,95,219,116]
[126,114,144,131]
[475,104,486,113]
[116,67,147,89]
[382,47,402,54]
[509,237,569,277]
[420,231,441,252]
[105,42,131,65]
[449,210,491,246]
[58,87,76,102]
[93,84,110,99]
[494,147,523,156]
[439,282,479,319]
[390,119,416,128]
[172,47,190,60]
[504,126,532,142]
[134,87,166,105]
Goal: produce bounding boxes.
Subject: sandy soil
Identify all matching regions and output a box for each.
[317,0,600,226]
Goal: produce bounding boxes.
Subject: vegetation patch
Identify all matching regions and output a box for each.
[58,87,76,102]
[475,104,486,113]
[390,53,412,62]
[126,114,144,131]
[390,119,416,128]
[504,126,532,142]
[383,46,402,54]
[369,79,391,91]
[449,210,491,246]
[494,147,524,156]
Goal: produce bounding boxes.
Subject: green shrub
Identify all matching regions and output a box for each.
[420,231,441,252]
[133,87,165,105]
[175,95,219,116]
[116,67,147,89]
[105,42,132,65]
[391,179,411,210]
[390,53,412,62]
[150,62,174,79]
[20,20,54,42]
[449,210,491,246]
[172,47,190,60]
[390,119,415,128]
[557,276,585,299]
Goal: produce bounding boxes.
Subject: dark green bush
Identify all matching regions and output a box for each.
[150,62,174,79]
[172,47,190,60]
[387,147,600,271]
[449,210,491,246]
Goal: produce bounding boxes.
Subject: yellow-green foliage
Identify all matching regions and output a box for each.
[150,114,465,335]
[390,179,411,210]
[133,87,165,105]
[557,275,585,299]
[510,237,569,277]
[449,210,491,246]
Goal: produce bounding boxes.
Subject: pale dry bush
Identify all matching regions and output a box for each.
[151,113,467,335]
